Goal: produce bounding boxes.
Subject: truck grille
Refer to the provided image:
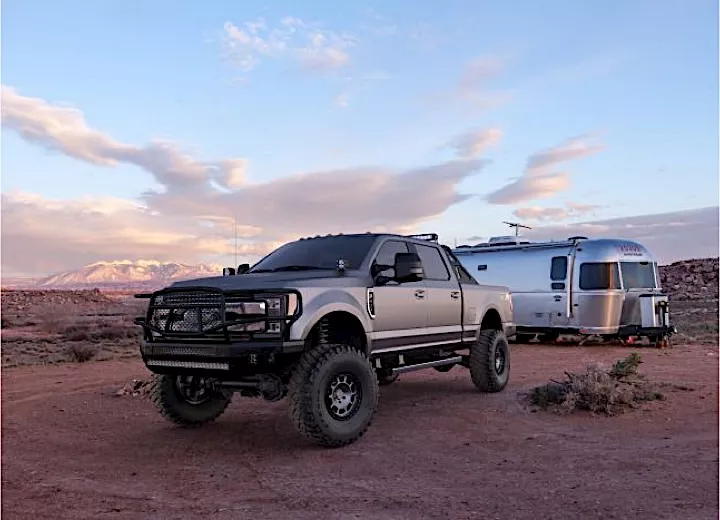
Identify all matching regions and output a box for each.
[140,288,297,341]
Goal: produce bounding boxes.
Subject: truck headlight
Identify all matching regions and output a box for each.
[264,294,299,317]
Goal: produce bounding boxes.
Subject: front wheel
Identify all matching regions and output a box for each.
[150,374,232,427]
[469,329,511,393]
[288,343,379,447]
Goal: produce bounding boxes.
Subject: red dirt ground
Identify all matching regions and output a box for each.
[2,343,718,520]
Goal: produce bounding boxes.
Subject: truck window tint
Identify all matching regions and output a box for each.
[414,244,450,280]
[373,240,409,276]
[579,262,621,290]
[621,261,657,289]
[550,256,567,280]
[441,245,478,284]
[250,235,377,272]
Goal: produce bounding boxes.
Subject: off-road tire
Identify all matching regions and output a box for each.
[469,329,510,393]
[288,343,379,447]
[150,374,231,427]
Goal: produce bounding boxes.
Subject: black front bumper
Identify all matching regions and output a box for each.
[140,339,306,374]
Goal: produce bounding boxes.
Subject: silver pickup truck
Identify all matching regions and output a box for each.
[134,232,515,447]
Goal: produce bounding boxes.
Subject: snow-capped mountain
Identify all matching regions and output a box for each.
[36,260,224,288]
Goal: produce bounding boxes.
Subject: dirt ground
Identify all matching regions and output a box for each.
[2,342,718,520]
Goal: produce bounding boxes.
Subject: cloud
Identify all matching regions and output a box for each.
[513,202,602,222]
[525,206,719,264]
[485,135,604,205]
[222,18,355,75]
[427,54,513,112]
[1,85,248,191]
[486,172,571,204]
[143,159,489,240]
[525,135,605,173]
[2,159,487,275]
[0,191,276,275]
[1,85,491,275]
[447,128,503,158]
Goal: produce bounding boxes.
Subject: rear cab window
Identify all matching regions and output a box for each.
[413,244,451,281]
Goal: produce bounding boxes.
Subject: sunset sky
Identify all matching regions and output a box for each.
[2,0,718,276]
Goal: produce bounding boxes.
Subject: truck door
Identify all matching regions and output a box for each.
[410,243,463,344]
[549,255,570,326]
[369,239,428,349]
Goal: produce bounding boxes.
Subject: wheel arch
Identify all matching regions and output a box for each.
[305,310,369,355]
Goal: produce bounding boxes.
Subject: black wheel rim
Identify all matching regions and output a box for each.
[175,375,212,405]
[325,372,362,421]
[494,347,506,375]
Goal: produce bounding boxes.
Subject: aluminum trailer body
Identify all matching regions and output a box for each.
[451,236,675,343]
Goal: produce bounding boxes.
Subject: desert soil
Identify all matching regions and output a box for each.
[2,343,718,520]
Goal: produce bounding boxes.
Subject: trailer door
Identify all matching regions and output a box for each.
[548,255,570,326]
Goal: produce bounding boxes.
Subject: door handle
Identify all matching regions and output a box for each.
[414,289,425,299]
[450,291,460,299]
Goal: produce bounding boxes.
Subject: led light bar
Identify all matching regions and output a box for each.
[146,359,230,370]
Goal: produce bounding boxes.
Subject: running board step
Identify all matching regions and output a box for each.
[390,356,463,375]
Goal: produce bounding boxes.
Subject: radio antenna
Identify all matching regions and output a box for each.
[233,214,238,266]
[502,221,532,237]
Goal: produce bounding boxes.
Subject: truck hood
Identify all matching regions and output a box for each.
[167,270,365,291]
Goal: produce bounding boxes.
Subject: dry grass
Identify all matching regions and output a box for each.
[64,344,96,363]
[1,291,143,367]
[528,353,675,416]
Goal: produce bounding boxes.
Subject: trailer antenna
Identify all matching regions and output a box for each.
[502,221,532,237]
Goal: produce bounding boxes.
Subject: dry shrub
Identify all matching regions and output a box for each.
[64,344,96,363]
[61,321,137,342]
[36,304,72,334]
[529,353,666,416]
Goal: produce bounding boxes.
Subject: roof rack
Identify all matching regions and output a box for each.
[403,233,439,243]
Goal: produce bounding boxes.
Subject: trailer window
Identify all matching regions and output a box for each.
[579,262,621,290]
[621,261,657,289]
[550,256,567,280]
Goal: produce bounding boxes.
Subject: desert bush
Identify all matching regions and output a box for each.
[61,321,136,342]
[528,353,665,416]
[35,304,73,333]
[64,343,96,363]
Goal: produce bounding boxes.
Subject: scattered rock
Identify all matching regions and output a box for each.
[115,379,152,398]
[660,258,718,301]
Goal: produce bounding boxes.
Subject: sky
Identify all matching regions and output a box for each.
[1,0,718,276]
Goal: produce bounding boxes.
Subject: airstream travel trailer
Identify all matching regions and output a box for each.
[451,236,676,346]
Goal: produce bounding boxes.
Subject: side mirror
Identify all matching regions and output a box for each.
[394,252,424,283]
[222,267,236,276]
[237,263,250,274]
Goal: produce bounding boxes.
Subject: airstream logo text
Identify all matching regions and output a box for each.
[618,244,643,256]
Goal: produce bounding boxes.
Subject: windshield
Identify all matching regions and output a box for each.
[249,235,378,273]
[620,261,658,289]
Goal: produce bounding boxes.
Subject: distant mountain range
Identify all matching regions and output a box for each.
[2,260,224,289]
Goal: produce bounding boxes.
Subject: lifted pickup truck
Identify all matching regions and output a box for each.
[134,232,516,447]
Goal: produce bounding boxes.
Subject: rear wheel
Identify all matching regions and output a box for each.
[469,329,511,393]
[288,343,379,447]
[150,374,232,427]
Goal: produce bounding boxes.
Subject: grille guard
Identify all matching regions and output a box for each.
[134,286,302,342]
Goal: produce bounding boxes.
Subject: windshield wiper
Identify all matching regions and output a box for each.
[251,265,328,273]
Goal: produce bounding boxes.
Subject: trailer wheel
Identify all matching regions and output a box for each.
[288,343,379,447]
[150,374,232,427]
[469,329,511,393]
